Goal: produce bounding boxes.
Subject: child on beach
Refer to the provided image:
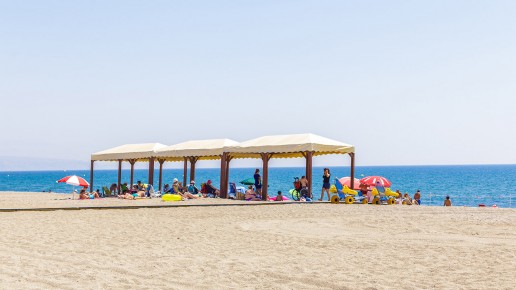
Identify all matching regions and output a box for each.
[275,191,284,201]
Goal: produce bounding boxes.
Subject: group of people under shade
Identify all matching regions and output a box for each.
[81,166,454,205]
[161,178,221,200]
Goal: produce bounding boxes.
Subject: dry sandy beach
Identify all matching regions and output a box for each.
[0,192,515,289]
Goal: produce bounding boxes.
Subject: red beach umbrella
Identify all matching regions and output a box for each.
[57,175,90,187]
[359,176,392,187]
[338,177,361,190]
[57,175,90,199]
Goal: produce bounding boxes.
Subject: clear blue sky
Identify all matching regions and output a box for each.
[1,0,515,170]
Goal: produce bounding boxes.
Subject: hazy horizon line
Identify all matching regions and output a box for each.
[1,163,515,173]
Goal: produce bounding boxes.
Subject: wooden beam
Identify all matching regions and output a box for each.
[159,159,165,192]
[89,160,94,193]
[117,160,122,194]
[305,151,313,198]
[260,153,270,200]
[349,153,355,189]
[183,157,188,187]
[148,157,155,186]
[129,159,136,189]
[219,153,227,198]
[225,154,231,196]
[189,157,198,182]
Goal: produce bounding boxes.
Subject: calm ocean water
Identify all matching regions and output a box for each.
[1,165,515,208]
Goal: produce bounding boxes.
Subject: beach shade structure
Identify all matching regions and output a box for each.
[359,176,391,187]
[57,175,90,199]
[240,178,255,186]
[338,177,361,190]
[225,133,355,200]
[155,139,240,196]
[91,143,168,194]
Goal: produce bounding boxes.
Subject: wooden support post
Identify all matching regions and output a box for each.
[129,159,135,189]
[189,157,198,182]
[183,157,188,187]
[260,153,271,200]
[117,160,122,194]
[305,151,313,198]
[89,160,94,193]
[219,153,227,198]
[159,159,165,192]
[349,153,355,189]
[225,155,232,195]
[148,157,155,186]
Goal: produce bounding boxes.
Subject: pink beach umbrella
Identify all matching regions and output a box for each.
[57,175,89,199]
[359,176,392,187]
[338,177,361,190]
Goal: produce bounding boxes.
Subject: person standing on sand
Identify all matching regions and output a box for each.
[444,195,452,206]
[254,169,262,197]
[414,190,421,205]
[319,168,331,201]
[110,183,118,194]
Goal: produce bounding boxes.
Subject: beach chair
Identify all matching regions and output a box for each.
[331,178,365,204]
[228,182,237,199]
[371,187,397,205]
[145,184,157,198]
[102,186,113,197]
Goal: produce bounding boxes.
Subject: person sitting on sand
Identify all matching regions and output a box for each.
[121,183,129,194]
[79,189,89,199]
[162,184,172,194]
[403,193,412,205]
[205,180,220,198]
[275,191,284,201]
[79,189,99,199]
[444,195,452,206]
[414,190,421,205]
[172,178,181,193]
[245,185,261,201]
[300,176,308,188]
[396,190,403,204]
[360,183,369,197]
[187,181,202,197]
[96,189,104,198]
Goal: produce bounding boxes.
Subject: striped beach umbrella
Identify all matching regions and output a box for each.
[57,175,90,187]
[359,176,391,187]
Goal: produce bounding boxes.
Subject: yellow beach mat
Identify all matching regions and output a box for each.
[162,194,182,202]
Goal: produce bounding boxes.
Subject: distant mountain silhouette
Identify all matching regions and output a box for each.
[0,156,92,171]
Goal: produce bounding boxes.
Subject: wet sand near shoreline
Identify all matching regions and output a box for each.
[0,192,515,289]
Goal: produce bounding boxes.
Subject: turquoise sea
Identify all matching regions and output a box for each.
[1,165,515,208]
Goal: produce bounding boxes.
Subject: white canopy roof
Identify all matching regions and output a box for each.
[226,133,354,158]
[91,143,168,161]
[155,139,240,161]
